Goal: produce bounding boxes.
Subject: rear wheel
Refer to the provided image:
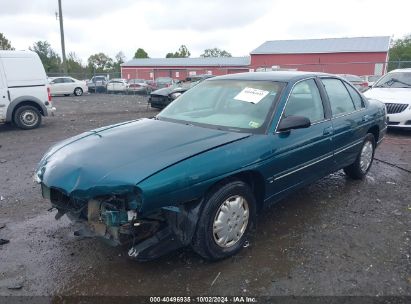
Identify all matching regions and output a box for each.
[344,133,375,179]
[74,87,83,96]
[192,180,255,260]
[13,105,42,130]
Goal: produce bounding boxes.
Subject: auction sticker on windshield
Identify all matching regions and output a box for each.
[234,87,269,104]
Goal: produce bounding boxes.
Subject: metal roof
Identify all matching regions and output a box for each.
[251,36,391,55]
[122,56,250,67]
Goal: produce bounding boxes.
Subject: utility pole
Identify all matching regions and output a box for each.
[57,0,67,74]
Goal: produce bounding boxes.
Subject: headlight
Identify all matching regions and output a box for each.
[170,92,182,100]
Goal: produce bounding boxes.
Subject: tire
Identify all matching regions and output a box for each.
[192,180,256,260]
[13,105,42,130]
[343,133,375,179]
[74,87,83,96]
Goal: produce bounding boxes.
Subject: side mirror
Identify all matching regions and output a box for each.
[278,115,311,132]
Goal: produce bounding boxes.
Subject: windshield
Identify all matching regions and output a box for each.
[158,80,284,133]
[374,72,411,88]
[129,79,144,83]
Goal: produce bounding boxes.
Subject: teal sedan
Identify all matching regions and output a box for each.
[35,71,387,261]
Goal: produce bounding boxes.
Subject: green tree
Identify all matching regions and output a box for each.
[201,48,232,57]
[0,33,14,50]
[87,52,114,73]
[113,51,126,73]
[165,45,191,58]
[66,52,86,76]
[29,41,61,73]
[134,48,149,58]
[388,34,411,70]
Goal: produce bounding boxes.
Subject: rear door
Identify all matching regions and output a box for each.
[265,78,334,199]
[62,77,73,94]
[0,60,9,121]
[320,77,366,169]
[50,77,65,94]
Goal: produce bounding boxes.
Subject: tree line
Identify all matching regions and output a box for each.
[2,32,410,76]
[0,33,233,77]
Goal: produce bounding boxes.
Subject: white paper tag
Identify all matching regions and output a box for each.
[234,87,269,104]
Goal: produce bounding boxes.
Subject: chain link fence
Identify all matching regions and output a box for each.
[45,61,411,95]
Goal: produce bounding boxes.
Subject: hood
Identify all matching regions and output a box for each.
[151,87,173,96]
[364,88,411,104]
[37,118,249,198]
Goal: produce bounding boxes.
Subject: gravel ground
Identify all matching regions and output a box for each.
[0,93,410,297]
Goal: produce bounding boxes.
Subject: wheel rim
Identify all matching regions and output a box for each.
[20,110,38,127]
[213,195,249,248]
[75,88,82,95]
[360,141,373,173]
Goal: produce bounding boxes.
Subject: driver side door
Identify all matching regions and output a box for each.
[264,78,334,201]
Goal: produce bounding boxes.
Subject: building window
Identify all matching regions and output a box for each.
[149,72,154,79]
[189,71,197,76]
[207,71,212,75]
[175,71,180,77]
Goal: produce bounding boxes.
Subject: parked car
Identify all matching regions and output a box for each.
[48,76,88,96]
[149,75,215,109]
[364,68,411,128]
[127,79,153,94]
[35,71,386,261]
[107,79,129,94]
[0,50,55,129]
[87,76,108,93]
[337,74,369,92]
[155,77,176,89]
[361,75,381,87]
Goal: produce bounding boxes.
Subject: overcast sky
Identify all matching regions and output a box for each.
[0,0,410,64]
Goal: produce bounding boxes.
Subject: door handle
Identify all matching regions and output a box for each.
[323,127,333,136]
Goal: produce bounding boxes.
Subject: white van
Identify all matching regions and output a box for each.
[0,50,55,129]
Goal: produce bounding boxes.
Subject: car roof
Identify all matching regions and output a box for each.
[209,71,333,82]
[389,68,411,73]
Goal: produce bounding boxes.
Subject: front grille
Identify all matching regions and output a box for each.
[150,95,166,102]
[385,103,409,114]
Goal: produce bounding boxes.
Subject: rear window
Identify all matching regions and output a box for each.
[156,77,172,83]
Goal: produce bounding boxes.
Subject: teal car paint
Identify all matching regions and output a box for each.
[36,72,387,261]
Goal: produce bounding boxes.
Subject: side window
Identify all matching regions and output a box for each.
[284,79,325,123]
[64,78,75,83]
[53,78,64,84]
[322,78,355,116]
[345,83,364,109]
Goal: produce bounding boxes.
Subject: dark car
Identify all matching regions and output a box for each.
[337,74,369,92]
[154,77,176,89]
[149,75,215,109]
[35,72,387,261]
[87,76,108,93]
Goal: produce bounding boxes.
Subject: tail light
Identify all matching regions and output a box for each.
[47,87,52,102]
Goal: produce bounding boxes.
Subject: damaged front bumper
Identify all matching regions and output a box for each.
[40,184,202,261]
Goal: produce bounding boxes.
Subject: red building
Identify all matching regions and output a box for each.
[121,36,391,80]
[250,36,391,75]
[121,57,250,81]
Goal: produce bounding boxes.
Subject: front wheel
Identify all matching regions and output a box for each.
[344,134,375,179]
[192,180,256,260]
[74,87,83,96]
[13,105,42,130]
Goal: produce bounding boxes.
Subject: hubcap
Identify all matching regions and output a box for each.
[75,89,82,95]
[360,141,373,172]
[20,110,38,126]
[213,195,249,248]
